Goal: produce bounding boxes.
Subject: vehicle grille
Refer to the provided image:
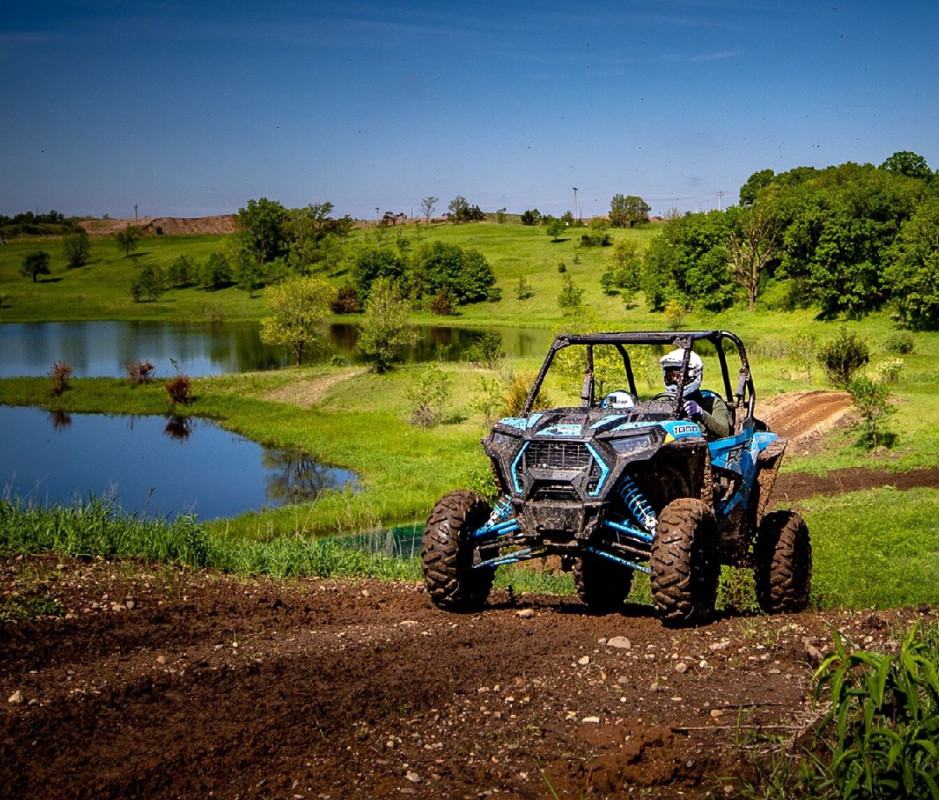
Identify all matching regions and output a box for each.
[524,441,592,471]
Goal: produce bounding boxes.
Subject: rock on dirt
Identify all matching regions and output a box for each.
[0,554,932,800]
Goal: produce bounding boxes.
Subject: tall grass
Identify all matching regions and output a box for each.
[0,497,418,581]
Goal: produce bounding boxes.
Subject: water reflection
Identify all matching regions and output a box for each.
[164,415,193,441]
[2,406,356,519]
[263,447,355,503]
[0,321,555,378]
[48,410,72,430]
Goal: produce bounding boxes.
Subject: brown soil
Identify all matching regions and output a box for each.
[2,388,936,798]
[78,215,237,237]
[2,554,932,800]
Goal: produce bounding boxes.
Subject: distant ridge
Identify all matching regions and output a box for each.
[78,215,237,236]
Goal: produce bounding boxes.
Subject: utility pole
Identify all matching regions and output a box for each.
[572,187,579,221]
[133,204,138,222]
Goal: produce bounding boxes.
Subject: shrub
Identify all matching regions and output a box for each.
[463,331,506,369]
[470,375,506,422]
[872,357,905,384]
[663,299,688,330]
[504,371,549,416]
[428,289,454,316]
[557,274,584,313]
[330,284,361,314]
[788,333,818,380]
[164,374,193,406]
[849,376,897,449]
[48,361,73,396]
[405,362,451,427]
[125,359,155,384]
[516,275,534,300]
[818,328,870,388]
[520,209,541,226]
[883,330,915,354]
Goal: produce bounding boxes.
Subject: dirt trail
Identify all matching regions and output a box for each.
[0,555,929,800]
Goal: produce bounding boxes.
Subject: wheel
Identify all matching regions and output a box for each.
[754,510,812,614]
[573,553,633,613]
[650,498,720,627]
[421,490,495,611]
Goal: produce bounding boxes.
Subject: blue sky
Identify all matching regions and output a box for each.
[2,1,937,220]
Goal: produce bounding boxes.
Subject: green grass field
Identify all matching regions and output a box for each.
[2,219,939,610]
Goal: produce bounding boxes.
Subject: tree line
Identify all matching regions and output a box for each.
[641,151,939,329]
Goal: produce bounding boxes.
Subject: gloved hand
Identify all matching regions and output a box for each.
[683,400,703,419]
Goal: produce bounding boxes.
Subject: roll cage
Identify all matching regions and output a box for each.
[521,330,758,435]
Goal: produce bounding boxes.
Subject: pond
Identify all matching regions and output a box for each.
[0,406,356,520]
[0,321,554,378]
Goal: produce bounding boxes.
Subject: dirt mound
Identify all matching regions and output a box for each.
[78,215,237,237]
[759,390,853,445]
[0,554,931,800]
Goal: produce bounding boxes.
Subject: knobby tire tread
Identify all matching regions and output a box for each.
[421,490,494,611]
[754,510,812,614]
[650,497,719,627]
[573,555,633,614]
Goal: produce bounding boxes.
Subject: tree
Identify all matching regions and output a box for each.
[356,277,417,373]
[545,217,566,242]
[600,239,642,295]
[200,252,232,290]
[520,209,541,226]
[115,225,142,258]
[167,254,198,288]
[259,276,335,365]
[234,249,263,297]
[739,169,776,206]
[726,204,780,310]
[767,162,927,318]
[609,194,650,228]
[880,151,933,183]
[410,241,496,305]
[130,264,165,302]
[421,196,438,223]
[62,229,91,269]
[884,197,939,330]
[20,251,51,282]
[446,196,485,223]
[557,274,584,315]
[236,197,289,265]
[351,247,406,298]
[285,202,351,275]
[640,211,735,312]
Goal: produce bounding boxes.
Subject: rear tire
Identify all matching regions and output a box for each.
[573,554,633,613]
[421,490,495,611]
[754,510,812,614]
[650,498,719,627]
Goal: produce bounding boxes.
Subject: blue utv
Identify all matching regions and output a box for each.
[421,330,811,627]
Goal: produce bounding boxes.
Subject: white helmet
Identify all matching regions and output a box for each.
[602,391,635,410]
[660,349,703,398]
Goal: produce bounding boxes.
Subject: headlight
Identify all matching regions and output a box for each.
[610,434,654,455]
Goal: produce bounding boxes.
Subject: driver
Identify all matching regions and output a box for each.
[660,349,730,439]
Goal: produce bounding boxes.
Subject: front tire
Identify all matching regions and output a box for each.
[421,490,495,611]
[573,553,633,613]
[650,498,719,627]
[754,510,812,614]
